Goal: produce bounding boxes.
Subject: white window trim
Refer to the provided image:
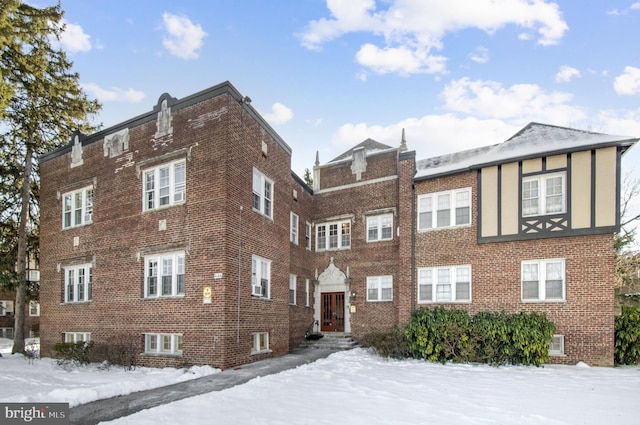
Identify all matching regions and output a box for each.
[549,335,565,356]
[418,188,472,231]
[144,333,183,356]
[29,301,40,317]
[522,172,566,217]
[315,220,351,251]
[64,264,92,303]
[251,255,271,299]
[290,212,299,245]
[252,168,274,219]
[521,259,566,302]
[251,332,270,355]
[64,332,91,343]
[366,214,394,242]
[305,222,312,251]
[144,251,186,298]
[305,278,310,307]
[0,300,14,315]
[289,274,297,305]
[62,186,93,229]
[417,265,472,303]
[142,159,186,212]
[366,276,393,302]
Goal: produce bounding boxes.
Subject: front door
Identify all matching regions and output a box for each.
[321,292,345,332]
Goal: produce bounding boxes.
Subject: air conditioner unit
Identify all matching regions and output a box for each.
[252,284,263,296]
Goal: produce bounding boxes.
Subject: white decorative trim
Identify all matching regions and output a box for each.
[104,128,130,158]
[314,175,398,194]
[70,135,84,168]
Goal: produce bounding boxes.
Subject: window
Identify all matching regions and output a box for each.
[64,332,91,343]
[522,259,565,301]
[290,213,299,245]
[0,328,13,339]
[143,160,186,211]
[549,335,565,356]
[418,265,471,303]
[289,274,297,305]
[251,255,271,298]
[418,188,471,230]
[29,301,40,317]
[305,278,310,307]
[64,264,92,303]
[366,276,393,302]
[367,214,393,242]
[251,332,270,354]
[252,168,273,219]
[522,173,565,217]
[145,333,183,355]
[62,186,93,228]
[0,300,14,316]
[145,252,185,298]
[316,220,351,251]
[305,222,312,250]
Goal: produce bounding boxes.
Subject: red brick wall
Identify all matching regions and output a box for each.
[413,171,616,366]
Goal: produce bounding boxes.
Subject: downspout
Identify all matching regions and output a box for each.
[411,181,416,313]
[237,96,251,343]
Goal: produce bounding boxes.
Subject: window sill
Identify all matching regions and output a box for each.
[141,352,183,358]
[252,208,274,221]
[62,222,93,231]
[251,296,272,301]
[548,353,566,357]
[142,295,186,300]
[417,224,472,233]
[521,299,566,303]
[62,301,92,305]
[366,300,393,303]
[366,238,394,243]
[417,300,472,304]
[143,201,186,214]
[250,349,272,356]
[316,247,351,252]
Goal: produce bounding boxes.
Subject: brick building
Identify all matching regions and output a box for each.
[38,81,637,368]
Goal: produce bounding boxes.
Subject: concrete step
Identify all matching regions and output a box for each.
[299,333,359,350]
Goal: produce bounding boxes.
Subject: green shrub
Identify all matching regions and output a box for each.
[615,306,640,365]
[404,307,473,364]
[53,341,94,366]
[403,307,555,366]
[360,327,409,359]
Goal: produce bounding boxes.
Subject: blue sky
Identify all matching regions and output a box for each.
[41,0,640,183]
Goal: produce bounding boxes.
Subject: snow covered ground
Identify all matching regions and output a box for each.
[2,338,639,425]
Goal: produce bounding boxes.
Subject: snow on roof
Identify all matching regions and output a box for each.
[328,139,396,165]
[415,122,638,180]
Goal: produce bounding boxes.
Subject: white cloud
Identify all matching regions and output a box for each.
[161,12,207,60]
[332,114,517,160]
[263,102,294,124]
[300,0,568,76]
[440,77,585,123]
[633,2,640,10]
[50,20,92,53]
[555,66,581,83]
[81,83,145,103]
[598,108,640,136]
[614,66,640,95]
[469,46,489,64]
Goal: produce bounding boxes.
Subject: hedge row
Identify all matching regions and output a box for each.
[363,307,555,366]
[615,306,640,365]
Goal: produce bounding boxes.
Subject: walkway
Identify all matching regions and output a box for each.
[69,348,337,425]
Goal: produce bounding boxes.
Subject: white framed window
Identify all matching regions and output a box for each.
[290,212,299,245]
[522,172,565,217]
[251,255,271,298]
[316,220,351,251]
[145,333,183,355]
[418,265,471,303]
[521,259,565,302]
[252,168,273,219]
[29,301,40,317]
[64,332,91,343]
[418,188,471,230]
[549,335,565,356]
[143,160,186,211]
[0,328,13,339]
[367,214,393,242]
[62,186,93,229]
[145,252,185,298]
[305,222,312,250]
[251,332,270,354]
[366,276,393,302]
[305,278,310,307]
[64,264,92,303]
[289,274,297,305]
[0,300,14,316]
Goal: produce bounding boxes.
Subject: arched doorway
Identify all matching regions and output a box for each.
[314,257,350,334]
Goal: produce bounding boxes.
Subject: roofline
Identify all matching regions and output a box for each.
[413,138,638,182]
[291,171,314,195]
[39,81,292,163]
[320,146,400,169]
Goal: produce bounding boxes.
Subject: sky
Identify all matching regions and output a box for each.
[2,340,639,425]
[35,1,640,184]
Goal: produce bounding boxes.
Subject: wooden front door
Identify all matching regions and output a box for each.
[321,292,345,332]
